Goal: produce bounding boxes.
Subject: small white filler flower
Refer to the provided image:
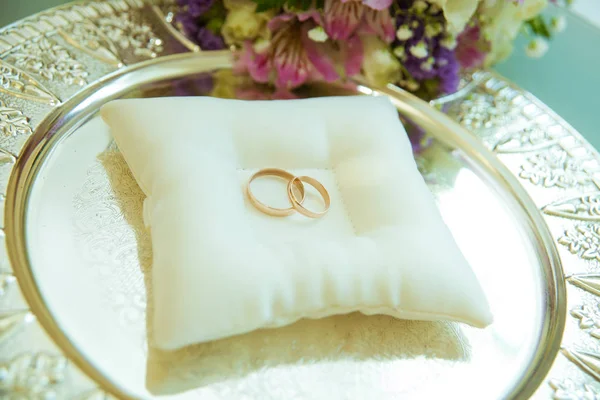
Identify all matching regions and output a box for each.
[525,37,549,58]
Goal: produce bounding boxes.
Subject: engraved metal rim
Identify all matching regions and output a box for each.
[3,50,566,399]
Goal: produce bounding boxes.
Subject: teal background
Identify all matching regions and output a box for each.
[495,7,600,149]
[1,1,599,148]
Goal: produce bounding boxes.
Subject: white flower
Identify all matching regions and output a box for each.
[420,57,435,71]
[308,26,328,42]
[525,37,549,58]
[427,0,480,34]
[517,0,548,19]
[393,46,406,59]
[440,35,457,49]
[421,61,433,72]
[409,41,429,58]
[425,23,443,38]
[550,16,567,33]
[481,0,548,65]
[253,38,270,53]
[362,36,401,87]
[221,0,273,45]
[396,25,413,41]
[412,0,429,13]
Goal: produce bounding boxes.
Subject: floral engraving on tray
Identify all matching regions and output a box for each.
[549,379,600,400]
[493,125,566,154]
[73,150,150,332]
[6,37,88,86]
[0,100,32,137]
[0,310,34,343]
[59,21,122,67]
[559,224,600,261]
[452,91,518,131]
[0,1,170,399]
[519,148,591,188]
[0,353,68,399]
[0,61,59,104]
[561,348,600,382]
[568,274,600,297]
[544,195,600,221]
[0,270,15,297]
[96,13,164,59]
[571,305,600,339]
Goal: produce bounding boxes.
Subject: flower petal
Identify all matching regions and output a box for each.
[361,35,401,87]
[362,0,392,11]
[301,24,339,82]
[235,41,271,83]
[297,9,323,24]
[342,34,363,76]
[272,25,311,88]
[455,26,487,69]
[268,14,295,31]
[362,8,395,43]
[430,0,479,34]
[324,0,365,40]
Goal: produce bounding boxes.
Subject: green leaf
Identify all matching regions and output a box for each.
[206,17,224,34]
[526,16,551,39]
[202,1,227,20]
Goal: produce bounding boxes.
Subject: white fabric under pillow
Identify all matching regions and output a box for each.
[101,95,492,351]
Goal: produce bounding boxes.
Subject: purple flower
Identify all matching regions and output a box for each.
[180,0,214,18]
[175,12,199,37]
[436,48,460,94]
[392,1,460,94]
[176,0,226,49]
[197,27,226,50]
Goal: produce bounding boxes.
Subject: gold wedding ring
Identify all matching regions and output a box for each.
[246,168,305,217]
[287,176,331,219]
[246,168,330,219]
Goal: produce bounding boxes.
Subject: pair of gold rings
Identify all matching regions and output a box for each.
[246,168,330,218]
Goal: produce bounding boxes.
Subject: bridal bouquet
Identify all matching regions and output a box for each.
[176,0,569,98]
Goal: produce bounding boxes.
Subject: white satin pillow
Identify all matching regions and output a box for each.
[101,95,492,351]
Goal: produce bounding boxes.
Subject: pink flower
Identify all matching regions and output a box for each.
[455,25,488,69]
[236,12,342,89]
[324,0,363,40]
[323,0,395,43]
[361,7,396,43]
[236,42,271,83]
[360,0,393,10]
[341,35,364,76]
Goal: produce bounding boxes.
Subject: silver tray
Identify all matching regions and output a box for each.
[0,1,598,399]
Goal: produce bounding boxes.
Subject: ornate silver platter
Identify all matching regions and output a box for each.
[0,1,598,399]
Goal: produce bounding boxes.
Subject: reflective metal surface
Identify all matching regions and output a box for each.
[0,1,596,399]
